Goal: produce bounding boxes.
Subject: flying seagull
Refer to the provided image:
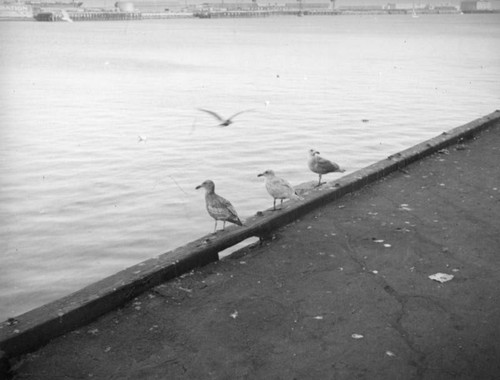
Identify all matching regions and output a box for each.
[258,170,300,211]
[196,180,243,233]
[308,149,345,187]
[197,108,254,127]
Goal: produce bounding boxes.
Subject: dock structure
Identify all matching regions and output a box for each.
[193,9,340,18]
[1,111,500,379]
[33,10,197,21]
[33,9,143,21]
[0,111,500,368]
[30,5,465,21]
[140,11,193,19]
[68,11,142,21]
[194,9,271,18]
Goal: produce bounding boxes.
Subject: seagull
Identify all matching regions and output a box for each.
[195,180,243,233]
[197,108,254,127]
[308,149,345,187]
[258,170,300,211]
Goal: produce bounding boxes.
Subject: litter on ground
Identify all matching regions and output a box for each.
[429,273,454,283]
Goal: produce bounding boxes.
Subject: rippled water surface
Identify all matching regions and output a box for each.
[1,14,499,320]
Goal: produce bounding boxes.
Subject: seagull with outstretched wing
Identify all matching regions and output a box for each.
[197,108,254,127]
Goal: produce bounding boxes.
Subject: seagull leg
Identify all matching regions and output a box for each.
[273,199,277,211]
[316,175,323,187]
[222,221,226,231]
[213,220,218,234]
[280,199,284,209]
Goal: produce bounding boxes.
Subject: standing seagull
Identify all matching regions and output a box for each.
[258,170,300,211]
[197,108,254,127]
[308,149,345,187]
[196,180,243,233]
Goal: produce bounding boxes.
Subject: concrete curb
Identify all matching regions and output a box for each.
[1,110,499,360]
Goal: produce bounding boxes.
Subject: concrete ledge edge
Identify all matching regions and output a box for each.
[1,110,499,359]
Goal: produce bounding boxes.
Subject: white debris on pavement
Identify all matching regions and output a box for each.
[429,273,454,283]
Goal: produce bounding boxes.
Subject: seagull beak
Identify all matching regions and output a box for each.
[195,185,202,190]
[257,173,263,177]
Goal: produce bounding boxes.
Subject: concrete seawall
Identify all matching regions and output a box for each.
[1,111,499,370]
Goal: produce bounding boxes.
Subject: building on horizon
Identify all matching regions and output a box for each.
[130,0,334,11]
[337,3,384,9]
[127,0,184,11]
[385,2,429,9]
[460,0,494,10]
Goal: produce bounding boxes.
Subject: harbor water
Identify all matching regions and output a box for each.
[0,14,499,321]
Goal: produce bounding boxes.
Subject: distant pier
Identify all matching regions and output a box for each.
[193,9,341,18]
[69,11,141,21]
[34,10,142,21]
[29,5,474,22]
